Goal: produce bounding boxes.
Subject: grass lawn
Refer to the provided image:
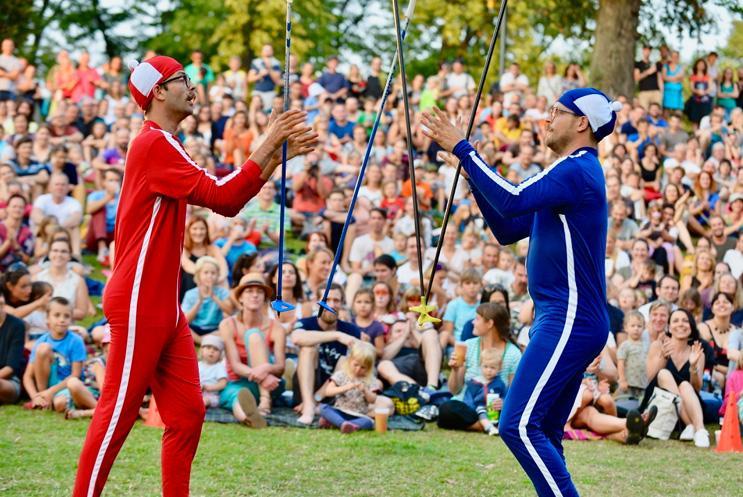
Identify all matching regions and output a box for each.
[1,406,741,497]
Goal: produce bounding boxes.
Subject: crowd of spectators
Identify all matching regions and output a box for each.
[0,36,742,447]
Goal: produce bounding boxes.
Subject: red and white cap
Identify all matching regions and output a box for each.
[127,55,184,111]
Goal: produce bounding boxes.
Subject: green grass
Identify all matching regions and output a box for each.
[1,406,741,497]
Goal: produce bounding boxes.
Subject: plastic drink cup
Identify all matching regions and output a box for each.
[375,407,389,434]
[487,393,500,422]
[454,343,467,367]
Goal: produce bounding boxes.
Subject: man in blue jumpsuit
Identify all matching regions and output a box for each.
[422,88,622,497]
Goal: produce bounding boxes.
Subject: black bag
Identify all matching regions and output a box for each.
[383,381,425,416]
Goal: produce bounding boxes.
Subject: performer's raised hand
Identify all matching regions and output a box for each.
[249,109,309,167]
[420,106,466,152]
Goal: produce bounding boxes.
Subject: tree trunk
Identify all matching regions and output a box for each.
[589,0,642,98]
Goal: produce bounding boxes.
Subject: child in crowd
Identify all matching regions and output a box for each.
[380,180,404,220]
[182,256,235,343]
[215,217,257,273]
[351,288,385,355]
[441,268,483,348]
[319,342,379,433]
[22,297,87,412]
[462,348,507,436]
[66,328,110,419]
[617,311,648,399]
[25,281,53,347]
[198,335,228,408]
[389,232,407,264]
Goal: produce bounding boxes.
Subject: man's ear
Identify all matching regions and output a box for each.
[151,85,167,104]
[576,115,591,134]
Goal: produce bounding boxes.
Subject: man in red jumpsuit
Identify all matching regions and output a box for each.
[72,55,316,497]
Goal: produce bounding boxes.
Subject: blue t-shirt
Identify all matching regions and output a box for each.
[87,190,119,232]
[443,297,479,342]
[182,286,230,330]
[353,319,385,341]
[30,330,86,381]
[250,58,281,92]
[293,317,361,380]
[329,120,355,141]
[12,160,49,178]
[215,238,257,275]
[318,72,348,94]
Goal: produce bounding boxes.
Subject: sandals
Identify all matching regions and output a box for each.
[237,389,267,429]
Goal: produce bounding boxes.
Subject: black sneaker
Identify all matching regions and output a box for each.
[642,405,658,437]
[625,409,645,445]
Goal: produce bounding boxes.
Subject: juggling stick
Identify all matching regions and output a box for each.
[423,0,508,309]
[316,0,418,316]
[271,0,295,314]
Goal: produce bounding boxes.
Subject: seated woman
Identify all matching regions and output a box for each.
[182,256,235,344]
[2,263,52,322]
[218,273,285,424]
[33,238,94,324]
[703,272,743,325]
[180,216,228,301]
[437,303,522,431]
[296,232,330,282]
[267,261,307,333]
[565,354,656,444]
[698,291,740,391]
[641,308,709,447]
[301,247,334,301]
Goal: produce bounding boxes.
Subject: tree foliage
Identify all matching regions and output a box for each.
[6,0,158,68]
[145,0,377,72]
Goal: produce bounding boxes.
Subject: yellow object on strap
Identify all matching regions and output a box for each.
[410,295,441,327]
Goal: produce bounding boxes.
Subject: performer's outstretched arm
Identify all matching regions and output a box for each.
[468,178,533,245]
[453,139,584,218]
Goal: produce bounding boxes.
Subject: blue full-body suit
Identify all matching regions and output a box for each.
[452,139,609,497]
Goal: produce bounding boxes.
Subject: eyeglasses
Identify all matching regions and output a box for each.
[548,105,577,120]
[159,73,193,90]
[374,289,390,296]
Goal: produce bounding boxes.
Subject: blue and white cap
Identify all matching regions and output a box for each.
[557,87,622,142]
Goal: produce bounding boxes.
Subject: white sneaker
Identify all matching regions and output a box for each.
[679,424,695,441]
[693,429,710,448]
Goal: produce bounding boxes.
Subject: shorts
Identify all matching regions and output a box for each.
[3,376,21,402]
[191,325,219,336]
[0,90,16,102]
[219,379,259,410]
[392,352,428,387]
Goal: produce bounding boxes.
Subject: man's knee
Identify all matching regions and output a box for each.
[498,407,523,446]
[297,345,318,362]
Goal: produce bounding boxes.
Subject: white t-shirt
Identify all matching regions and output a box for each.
[439,165,467,201]
[446,72,475,97]
[0,55,23,92]
[723,249,743,280]
[32,194,82,228]
[358,186,383,206]
[483,268,514,288]
[198,359,228,386]
[499,72,529,105]
[348,234,394,267]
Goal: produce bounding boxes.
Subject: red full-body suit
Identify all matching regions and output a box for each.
[73,120,266,497]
